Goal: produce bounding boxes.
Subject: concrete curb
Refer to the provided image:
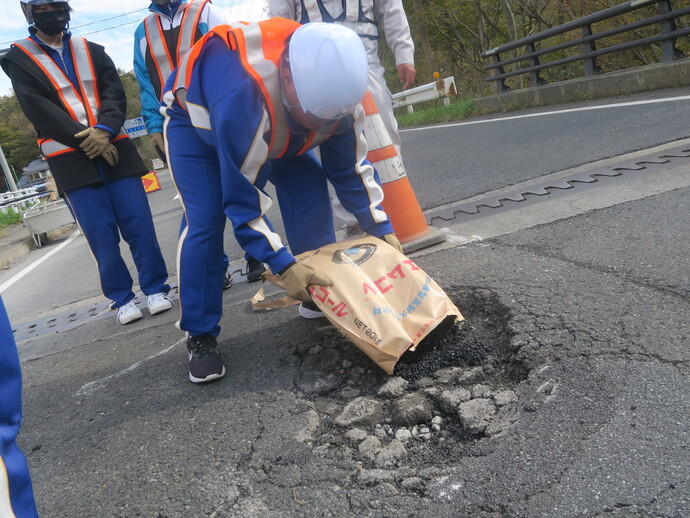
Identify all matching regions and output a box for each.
[474,59,690,113]
[0,239,31,270]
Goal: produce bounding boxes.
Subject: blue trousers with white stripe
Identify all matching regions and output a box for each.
[0,297,39,518]
[63,173,170,309]
[168,119,335,337]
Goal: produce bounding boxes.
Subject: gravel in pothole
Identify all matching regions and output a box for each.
[291,286,529,483]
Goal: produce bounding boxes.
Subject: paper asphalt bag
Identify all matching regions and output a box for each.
[295,237,463,375]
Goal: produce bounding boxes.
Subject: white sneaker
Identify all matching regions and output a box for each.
[117,299,143,325]
[298,301,326,319]
[147,293,174,315]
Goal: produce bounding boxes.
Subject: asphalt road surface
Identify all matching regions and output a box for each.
[1,89,688,517]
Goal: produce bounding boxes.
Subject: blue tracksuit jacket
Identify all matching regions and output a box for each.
[162,35,393,336]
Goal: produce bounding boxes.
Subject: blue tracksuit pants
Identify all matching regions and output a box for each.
[63,174,169,309]
[0,297,40,518]
[167,117,335,337]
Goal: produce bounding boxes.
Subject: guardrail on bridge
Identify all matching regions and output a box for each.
[481,0,689,94]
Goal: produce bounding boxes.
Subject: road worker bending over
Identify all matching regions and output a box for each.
[162,19,402,383]
[2,0,173,325]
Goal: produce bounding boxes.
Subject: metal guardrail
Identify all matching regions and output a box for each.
[481,0,689,94]
[392,76,457,113]
[0,188,46,214]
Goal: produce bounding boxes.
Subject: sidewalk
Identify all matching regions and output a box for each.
[0,221,32,270]
[0,218,77,271]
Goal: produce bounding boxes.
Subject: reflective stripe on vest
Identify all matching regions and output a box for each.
[298,0,378,39]
[12,37,97,126]
[144,0,209,94]
[174,20,336,159]
[38,130,129,158]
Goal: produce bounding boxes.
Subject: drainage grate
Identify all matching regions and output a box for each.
[12,299,114,342]
[13,287,180,342]
[426,144,690,227]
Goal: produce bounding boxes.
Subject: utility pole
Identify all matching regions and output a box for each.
[0,143,18,192]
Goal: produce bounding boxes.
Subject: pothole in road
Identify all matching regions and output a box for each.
[292,286,528,487]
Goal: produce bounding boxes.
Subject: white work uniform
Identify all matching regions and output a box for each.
[268,0,414,156]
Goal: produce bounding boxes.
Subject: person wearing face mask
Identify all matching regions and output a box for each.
[134,0,266,288]
[162,20,401,383]
[1,0,174,326]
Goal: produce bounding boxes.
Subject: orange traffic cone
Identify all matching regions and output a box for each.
[361,92,445,252]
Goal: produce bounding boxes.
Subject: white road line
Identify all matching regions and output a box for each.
[75,339,184,397]
[0,230,80,294]
[400,95,690,132]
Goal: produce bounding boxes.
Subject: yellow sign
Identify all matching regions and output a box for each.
[142,172,161,194]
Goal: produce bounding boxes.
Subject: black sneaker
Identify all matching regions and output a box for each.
[246,258,266,283]
[223,270,233,290]
[186,335,226,383]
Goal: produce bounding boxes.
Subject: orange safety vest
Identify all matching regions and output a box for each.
[144,0,210,96]
[12,37,128,159]
[173,18,339,159]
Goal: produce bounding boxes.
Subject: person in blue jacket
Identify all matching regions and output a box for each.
[134,0,266,287]
[162,20,402,383]
[0,296,40,518]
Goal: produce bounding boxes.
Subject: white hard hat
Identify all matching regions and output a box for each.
[20,0,70,24]
[287,23,368,121]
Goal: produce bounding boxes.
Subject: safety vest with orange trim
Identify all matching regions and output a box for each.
[173,18,340,159]
[144,0,210,99]
[11,37,128,159]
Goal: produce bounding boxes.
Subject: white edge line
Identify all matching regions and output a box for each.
[0,230,81,294]
[400,95,690,132]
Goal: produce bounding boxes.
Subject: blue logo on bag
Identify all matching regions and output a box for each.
[332,244,377,265]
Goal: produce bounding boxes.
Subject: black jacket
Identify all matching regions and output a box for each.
[1,37,147,194]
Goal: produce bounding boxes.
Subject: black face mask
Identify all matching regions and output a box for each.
[33,9,71,36]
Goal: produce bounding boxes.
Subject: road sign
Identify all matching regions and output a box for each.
[124,117,148,138]
[142,172,161,193]
[151,158,165,170]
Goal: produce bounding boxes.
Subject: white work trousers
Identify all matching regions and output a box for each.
[333,37,406,228]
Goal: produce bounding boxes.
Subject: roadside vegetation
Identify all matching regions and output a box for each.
[0,210,22,231]
[396,98,475,128]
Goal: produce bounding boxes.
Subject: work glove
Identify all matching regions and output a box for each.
[280,262,333,302]
[380,233,403,253]
[74,127,111,159]
[151,132,166,159]
[101,143,119,167]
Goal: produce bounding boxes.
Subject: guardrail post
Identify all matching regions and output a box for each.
[581,24,603,76]
[525,42,546,87]
[492,53,511,94]
[658,0,685,61]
